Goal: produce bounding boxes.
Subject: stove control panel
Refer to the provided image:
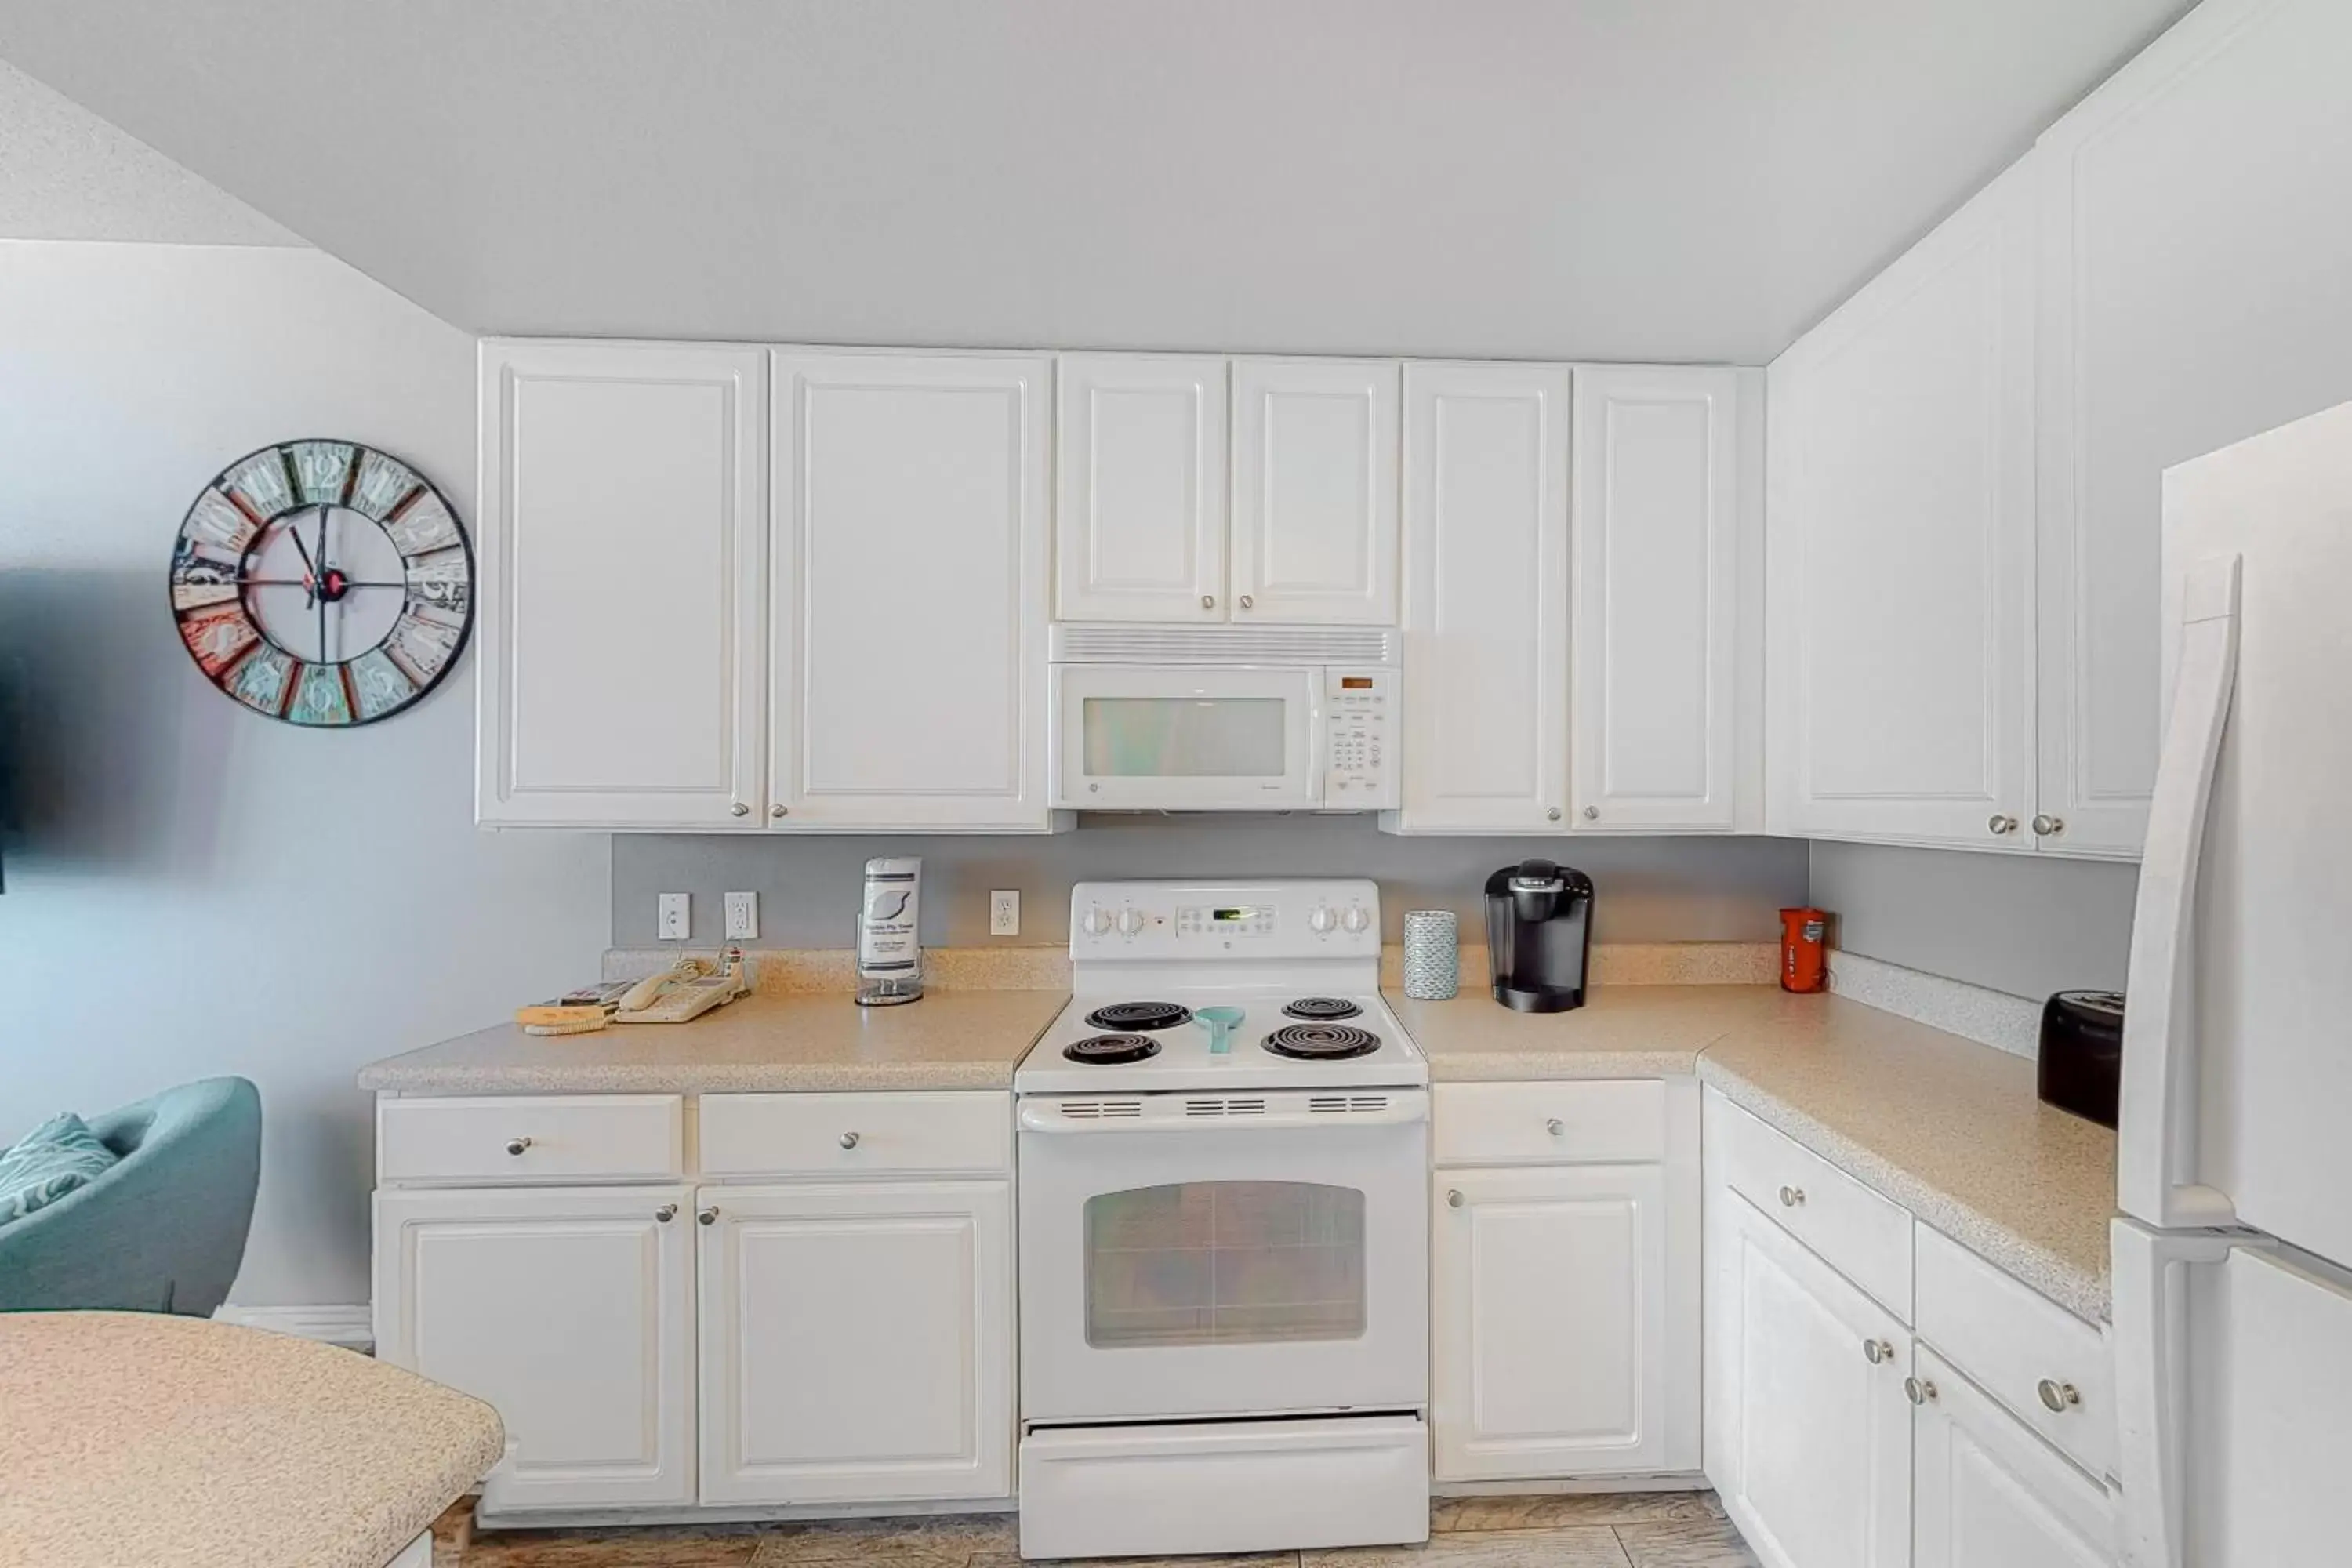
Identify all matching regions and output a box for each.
[1070,879,1381,960]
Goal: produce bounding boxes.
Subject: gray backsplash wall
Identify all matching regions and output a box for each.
[612,818,1810,949]
[1808,840,2140,1000]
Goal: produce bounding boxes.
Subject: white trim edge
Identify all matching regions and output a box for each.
[1825,949,2042,1059]
[212,1303,375,1353]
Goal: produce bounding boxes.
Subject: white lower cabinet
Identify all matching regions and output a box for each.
[373,1185,697,1511]
[1912,1348,2113,1568]
[1431,1163,1671,1479]
[696,1180,1014,1505]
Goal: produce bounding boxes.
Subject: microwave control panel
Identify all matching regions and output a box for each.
[1323,668,1397,807]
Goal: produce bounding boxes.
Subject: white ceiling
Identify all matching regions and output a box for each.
[0,1,2189,361]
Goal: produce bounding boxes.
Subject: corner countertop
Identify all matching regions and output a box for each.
[1392,982,2117,1323]
[358,988,1069,1095]
[0,1312,503,1568]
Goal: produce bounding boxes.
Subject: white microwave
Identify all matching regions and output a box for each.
[1047,623,1400,811]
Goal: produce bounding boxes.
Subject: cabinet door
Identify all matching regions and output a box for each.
[2034,0,2352,859]
[476,340,767,828]
[1391,361,1570,833]
[1913,1348,2113,1568]
[373,1185,695,1510]
[1766,162,2038,851]
[698,1181,1014,1506]
[1054,354,1229,622]
[1230,358,1401,624]
[1432,1163,1670,1480]
[1570,365,1750,833]
[1708,1191,1911,1568]
[771,352,1054,829]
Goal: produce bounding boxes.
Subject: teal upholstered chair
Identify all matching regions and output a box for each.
[0,1076,263,1315]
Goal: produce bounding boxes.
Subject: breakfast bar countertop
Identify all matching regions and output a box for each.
[358,988,1069,1095]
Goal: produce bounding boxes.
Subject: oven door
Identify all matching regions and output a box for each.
[1049,665,1319,810]
[1017,1091,1429,1424]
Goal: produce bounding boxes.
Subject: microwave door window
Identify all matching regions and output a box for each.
[1082,697,1288,777]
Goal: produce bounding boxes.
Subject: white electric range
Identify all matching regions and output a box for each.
[1013,880,1432,1561]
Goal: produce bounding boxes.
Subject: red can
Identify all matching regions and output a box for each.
[1779,907,1829,993]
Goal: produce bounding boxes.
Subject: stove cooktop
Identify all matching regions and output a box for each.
[1018,989,1426,1094]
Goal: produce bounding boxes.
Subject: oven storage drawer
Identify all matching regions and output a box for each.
[376,1094,683,1184]
[1018,1416,1428,1559]
[700,1091,1011,1178]
[1433,1080,1665,1167]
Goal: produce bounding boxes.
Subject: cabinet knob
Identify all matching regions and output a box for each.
[1201,594,1215,610]
[1546,1117,1565,1136]
[2032,815,2066,837]
[505,1137,532,1157]
[697,1205,719,1225]
[731,801,750,818]
[1864,1338,1893,1365]
[1904,1376,1938,1406]
[1988,814,2020,835]
[1546,807,1563,822]
[2037,1377,2082,1413]
[839,1131,861,1149]
[655,1203,677,1223]
[1778,1185,1806,1207]
[1582,805,1599,821]
[771,804,788,818]
[1238,594,1254,610]
[1446,1189,1465,1209]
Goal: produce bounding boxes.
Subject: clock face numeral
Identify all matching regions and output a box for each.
[169,440,474,728]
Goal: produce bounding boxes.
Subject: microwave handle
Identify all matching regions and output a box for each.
[1304,680,1328,806]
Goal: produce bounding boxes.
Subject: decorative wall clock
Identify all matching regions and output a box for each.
[168,440,474,727]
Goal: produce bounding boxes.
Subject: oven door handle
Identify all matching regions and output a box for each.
[1018,1097,1429,1133]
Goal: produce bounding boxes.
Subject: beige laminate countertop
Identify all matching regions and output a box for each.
[358,988,1069,1094]
[1393,983,2118,1323]
[0,1312,503,1568]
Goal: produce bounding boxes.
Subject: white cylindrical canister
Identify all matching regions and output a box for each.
[1401,909,1460,1000]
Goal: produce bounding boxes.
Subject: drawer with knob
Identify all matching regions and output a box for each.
[699,1091,1011,1179]
[1708,1092,1913,1320]
[1915,1223,2114,1479]
[1432,1080,1665,1167]
[376,1094,684,1184]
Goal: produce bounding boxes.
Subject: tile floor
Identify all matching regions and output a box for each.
[430,1491,1758,1568]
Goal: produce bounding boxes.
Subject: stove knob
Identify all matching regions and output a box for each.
[1308,906,1338,935]
[1082,907,1113,936]
[1116,908,1145,936]
[1341,906,1372,934]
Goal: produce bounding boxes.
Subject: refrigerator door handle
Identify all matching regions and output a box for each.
[2118,554,2242,1228]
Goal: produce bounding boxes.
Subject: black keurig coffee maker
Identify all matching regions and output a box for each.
[1484,859,1595,1012]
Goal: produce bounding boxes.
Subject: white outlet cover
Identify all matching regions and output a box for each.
[989,889,1020,936]
[724,891,759,941]
[657,892,690,941]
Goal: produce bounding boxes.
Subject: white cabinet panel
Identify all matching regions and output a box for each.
[1231,358,1400,624]
[697,1181,1014,1506]
[1913,1348,2113,1568]
[2034,0,2352,858]
[1390,361,1569,833]
[373,1185,695,1510]
[1708,1189,1911,1568]
[476,340,766,827]
[771,351,1054,829]
[1767,162,2038,851]
[1432,1163,1671,1480]
[1054,354,1229,622]
[1570,365,1749,832]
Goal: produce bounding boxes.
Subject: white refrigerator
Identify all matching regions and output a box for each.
[2114,397,2352,1566]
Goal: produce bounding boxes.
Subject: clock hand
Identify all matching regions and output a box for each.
[285,517,318,602]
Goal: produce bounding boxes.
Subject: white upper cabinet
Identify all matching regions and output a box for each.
[1054,354,1229,622]
[1570,366,1758,833]
[1389,361,1570,833]
[1767,162,2040,851]
[2034,0,2352,858]
[770,351,1055,830]
[1230,358,1402,624]
[476,340,767,828]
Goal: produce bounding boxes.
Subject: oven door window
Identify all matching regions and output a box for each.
[1083,1181,1367,1347]
[1081,697,1288,778]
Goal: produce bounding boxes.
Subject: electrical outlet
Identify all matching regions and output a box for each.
[989,889,1020,937]
[656,892,691,942]
[724,891,759,942]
